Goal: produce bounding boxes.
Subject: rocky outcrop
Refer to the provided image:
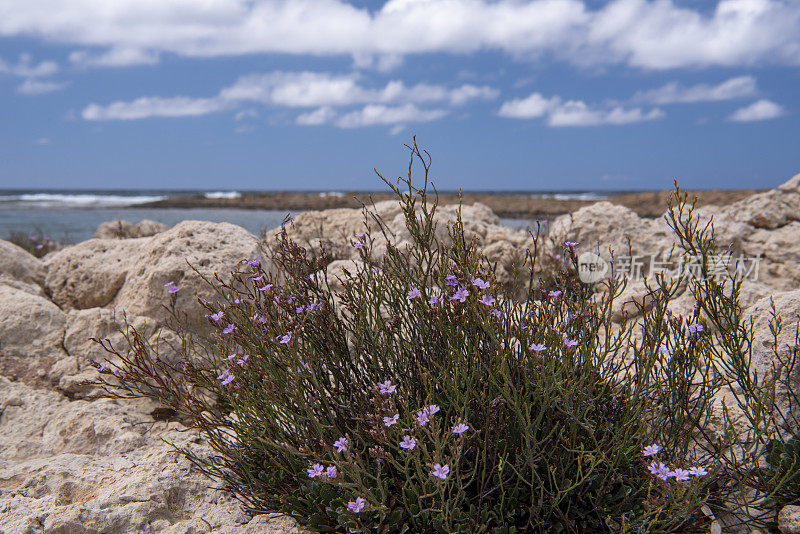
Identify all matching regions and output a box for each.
[0,239,45,287]
[94,219,170,239]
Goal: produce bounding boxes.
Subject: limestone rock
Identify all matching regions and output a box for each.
[779,505,800,534]
[0,239,44,286]
[0,285,67,385]
[113,221,265,327]
[95,219,170,239]
[44,238,149,309]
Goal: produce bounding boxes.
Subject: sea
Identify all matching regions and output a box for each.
[0,189,609,244]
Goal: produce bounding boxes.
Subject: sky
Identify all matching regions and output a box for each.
[0,0,799,192]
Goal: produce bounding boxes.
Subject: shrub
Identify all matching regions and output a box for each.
[6,228,64,258]
[93,140,799,533]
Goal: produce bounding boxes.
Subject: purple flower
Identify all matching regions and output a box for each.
[563,338,579,348]
[111,368,122,378]
[659,347,671,356]
[209,311,224,322]
[356,232,365,239]
[688,322,704,334]
[278,333,292,345]
[407,288,422,300]
[307,463,324,478]
[643,444,661,457]
[217,370,235,386]
[383,414,400,427]
[426,404,440,416]
[647,461,665,475]
[354,242,364,250]
[252,274,264,282]
[247,259,260,266]
[333,437,349,453]
[431,463,450,480]
[655,463,671,480]
[450,287,469,302]
[237,355,249,366]
[258,283,273,292]
[226,353,237,362]
[416,410,430,426]
[379,380,396,395]
[491,308,501,318]
[164,281,178,294]
[529,343,546,352]
[222,324,236,334]
[326,466,338,479]
[688,466,708,477]
[452,423,469,434]
[548,290,562,298]
[471,277,490,290]
[445,275,458,287]
[296,306,305,314]
[258,315,267,324]
[98,361,108,372]
[347,497,366,513]
[479,294,496,306]
[428,295,441,306]
[400,435,417,450]
[565,241,579,250]
[670,468,690,482]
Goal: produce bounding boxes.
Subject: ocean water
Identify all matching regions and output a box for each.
[0,189,594,243]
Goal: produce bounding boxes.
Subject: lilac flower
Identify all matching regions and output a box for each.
[258,283,273,292]
[98,361,108,372]
[416,410,430,426]
[217,370,235,386]
[226,353,237,362]
[656,464,671,480]
[354,242,364,250]
[383,414,400,427]
[278,333,292,345]
[400,435,417,450]
[247,259,260,266]
[252,275,264,282]
[548,290,562,298]
[111,368,122,378]
[379,380,396,395]
[565,241,579,250]
[491,308,501,318]
[530,343,546,352]
[450,287,469,302]
[452,423,469,434]
[431,463,450,480]
[670,468,690,482]
[296,306,305,314]
[209,311,224,322]
[237,355,249,366]
[407,288,422,300]
[296,362,310,373]
[347,497,366,513]
[479,295,496,306]
[307,463,324,478]
[648,461,666,475]
[222,324,236,334]
[643,444,661,457]
[356,232,365,239]
[326,466,338,479]
[428,295,441,306]
[164,281,178,294]
[688,466,708,477]
[471,277,490,290]
[333,437,349,453]
[426,404,440,416]
[445,274,458,287]
[258,315,267,324]
[688,322,704,334]
[563,338,579,348]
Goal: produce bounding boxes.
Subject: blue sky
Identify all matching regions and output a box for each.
[1,0,798,192]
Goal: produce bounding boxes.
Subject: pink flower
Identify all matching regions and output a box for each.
[431,463,450,480]
[383,414,400,427]
[307,463,324,478]
[471,277,490,290]
[326,466,338,479]
[452,423,469,434]
[347,497,366,513]
[400,436,417,450]
[407,288,421,300]
[333,437,349,453]
[643,444,661,457]
[379,380,396,395]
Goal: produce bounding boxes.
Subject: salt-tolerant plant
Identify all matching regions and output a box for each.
[92,140,798,533]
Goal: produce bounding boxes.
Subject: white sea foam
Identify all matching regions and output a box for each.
[0,193,166,208]
[204,191,242,199]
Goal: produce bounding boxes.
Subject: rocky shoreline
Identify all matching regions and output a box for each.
[138,189,760,219]
[2,177,799,533]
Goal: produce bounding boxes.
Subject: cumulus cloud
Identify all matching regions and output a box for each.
[16,79,67,95]
[728,99,785,122]
[1,0,798,70]
[335,104,447,128]
[0,53,58,78]
[633,76,758,104]
[82,96,229,120]
[499,92,664,126]
[296,106,337,125]
[69,47,159,67]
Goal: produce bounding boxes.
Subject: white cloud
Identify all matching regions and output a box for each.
[0,53,58,77]
[69,47,159,67]
[633,76,758,104]
[82,96,229,120]
[335,104,447,128]
[16,79,67,95]
[728,99,785,122]
[498,91,665,126]
[1,0,798,70]
[234,109,260,121]
[296,106,337,125]
[389,124,405,135]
